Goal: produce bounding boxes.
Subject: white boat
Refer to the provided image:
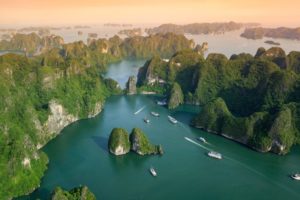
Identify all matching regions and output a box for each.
[149,167,157,177]
[151,112,160,117]
[207,151,222,159]
[157,100,167,106]
[144,118,150,123]
[197,137,206,143]
[168,116,178,124]
[291,173,300,180]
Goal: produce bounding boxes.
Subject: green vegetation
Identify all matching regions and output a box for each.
[0,33,64,55]
[0,32,194,199]
[168,82,184,109]
[137,83,169,95]
[130,128,163,155]
[108,128,131,155]
[51,185,96,200]
[108,127,163,156]
[88,32,194,60]
[0,49,116,199]
[138,47,300,154]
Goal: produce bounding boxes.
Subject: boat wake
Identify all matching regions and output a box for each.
[185,137,299,196]
[184,137,212,152]
[179,123,213,146]
[134,106,146,115]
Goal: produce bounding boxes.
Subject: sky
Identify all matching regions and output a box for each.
[0,0,299,27]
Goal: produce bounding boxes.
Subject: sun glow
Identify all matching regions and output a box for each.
[0,0,299,26]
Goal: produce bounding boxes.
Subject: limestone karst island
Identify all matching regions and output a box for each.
[1,0,300,200]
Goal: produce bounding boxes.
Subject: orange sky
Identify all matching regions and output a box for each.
[0,0,299,27]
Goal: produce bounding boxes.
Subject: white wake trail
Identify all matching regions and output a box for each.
[184,137,299,196]
[184,137,212,151]
[134,106,146,115]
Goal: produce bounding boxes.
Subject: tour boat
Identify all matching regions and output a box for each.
[149,167,157,177]
[151,112,160,117]
[168,116,178,124]
[197,137,207,143]
[207,151,222,159]
[291,173,300,180]
[144,118,150,123]
[157,100,167,106]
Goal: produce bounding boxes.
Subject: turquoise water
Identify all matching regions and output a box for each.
[103,59,146,88]
[26,95,300,200]
[23,60,300,200]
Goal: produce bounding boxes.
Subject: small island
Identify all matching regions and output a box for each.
[108,128,131,155]
[118,28,142,37]
[104,23,133,27]
[108,127,163,156]
[51,185,96,200]
[241,27,300,40]
[74,25,91,29]
[264,40,280,46]
[88,33,98,38]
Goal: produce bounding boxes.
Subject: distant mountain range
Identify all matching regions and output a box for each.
[145,22,259,35]
[241,27,300,40]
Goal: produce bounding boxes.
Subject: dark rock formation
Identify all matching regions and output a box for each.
[264,40,280,46]
[194,42,208,56]
[108,128,131,156]
[126,76,137,95]
[168,82,184,109]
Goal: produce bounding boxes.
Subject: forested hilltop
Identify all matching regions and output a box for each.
[137,47,300,154]
[0,32,194,59]
[0,33,194,200]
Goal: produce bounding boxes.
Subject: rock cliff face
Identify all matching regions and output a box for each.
[108,128,131,155]
[194,42,208,56]
[130,128,163,155]
[35,100,103,147]
[126,76,137,95]
[168,82,184,109]
[44,100,78,135]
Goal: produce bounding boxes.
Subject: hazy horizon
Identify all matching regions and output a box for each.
[0,0,299,28]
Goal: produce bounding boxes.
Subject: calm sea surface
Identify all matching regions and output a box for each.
[21,60,300,200]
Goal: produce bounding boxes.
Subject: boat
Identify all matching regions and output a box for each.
[151,112,160,117]
[207,151,222,159]
[291,173,300,180]
[157,100,167,106]
[197,137,206,143]
[144,118,150,123]
[149,167,157,177]
[168,115,178,124]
